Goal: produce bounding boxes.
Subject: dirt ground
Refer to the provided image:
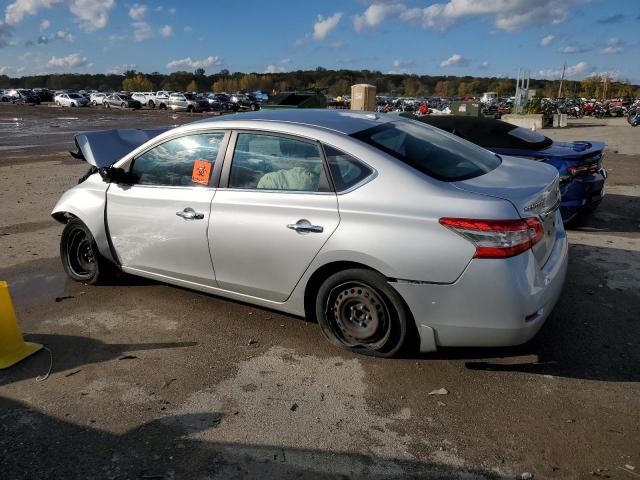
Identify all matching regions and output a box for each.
[0,104,638,480]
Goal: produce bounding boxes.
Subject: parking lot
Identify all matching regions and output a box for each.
[0,104,639,479]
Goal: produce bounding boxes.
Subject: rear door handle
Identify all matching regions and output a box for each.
[176,207,204,220]
[287,219,323,233]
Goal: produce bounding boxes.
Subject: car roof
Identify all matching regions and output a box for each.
[191,109,394,135]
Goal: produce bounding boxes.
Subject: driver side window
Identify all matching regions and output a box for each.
[132,133,225,187]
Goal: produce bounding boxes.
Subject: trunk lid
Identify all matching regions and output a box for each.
[70,128,168,167]
[453,155,561,267]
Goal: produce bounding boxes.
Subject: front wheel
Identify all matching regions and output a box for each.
[121,102,127,109]
[60,219,114,284]
[148,100,155,109]
[316,269,409,357]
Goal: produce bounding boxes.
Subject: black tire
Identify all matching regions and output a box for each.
[160,103,167,110]
[121,102,127,109]
[148,100,155,109]
[60,218,114,284]
[315,268,408,357]
[105,102,110,109]
[187,105,194,113]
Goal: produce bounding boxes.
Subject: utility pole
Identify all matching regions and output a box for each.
[557,62,566,99]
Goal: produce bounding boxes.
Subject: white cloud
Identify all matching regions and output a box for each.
[537,61,592,79]
[354,2,405,32]
[4,0,113,29]
[184,25,192,32]
[168,7,176,15]
[132,21,152,42]
[47,52,88,69]
[440,53,469,67]
[264,64,286,74]
[128,3,147,20]
[69,0,115,30]
[399,0,581,32]
[4,0,62,25]
[106,63,136,75]
[33,29,73,44]
[40,18,49,30]
[601,37,623,54]
[388,58,415,74]
[313,12,342,40]
[159,24,173,37]
[540,34,554,47]
[0,65,9,74]
[559,45,588,54]
[166,55,221,70]
[478,60,489,69]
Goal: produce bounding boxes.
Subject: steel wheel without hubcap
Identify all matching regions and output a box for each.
[328,281,391,350]
[60,218,114,284]
[64,225,96,280]
[316,268,409,357]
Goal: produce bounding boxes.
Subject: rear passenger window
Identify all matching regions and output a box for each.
[324,145,373,192]
[229,133,323,192]
[132,133,224,186]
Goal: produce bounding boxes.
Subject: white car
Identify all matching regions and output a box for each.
[90,93,106,106]
[55,93,89,107]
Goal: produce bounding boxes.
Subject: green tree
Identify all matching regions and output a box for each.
[122,74,153,92]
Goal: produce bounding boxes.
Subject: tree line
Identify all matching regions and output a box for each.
[1,68,638,99]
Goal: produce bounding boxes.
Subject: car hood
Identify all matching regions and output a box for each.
[71,128,169,167]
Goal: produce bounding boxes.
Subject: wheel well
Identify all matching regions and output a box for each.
[303,261,376,323]
[52,211,77,224]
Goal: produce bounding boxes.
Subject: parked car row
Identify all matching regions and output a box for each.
[1,87,264,112]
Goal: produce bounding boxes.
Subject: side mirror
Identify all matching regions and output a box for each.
[98,166,135,184]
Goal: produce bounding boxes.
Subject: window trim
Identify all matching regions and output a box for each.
[127,130,230,189]
[218,129,333,194]
[320,143,378,194]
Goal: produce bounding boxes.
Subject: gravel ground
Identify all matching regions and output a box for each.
[0,104,638,480]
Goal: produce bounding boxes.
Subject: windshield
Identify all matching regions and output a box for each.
[351,120,501,181]
[69,94,82,98]
[184,93,197,100]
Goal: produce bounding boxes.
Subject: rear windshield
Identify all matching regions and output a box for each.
[351,120,501,181]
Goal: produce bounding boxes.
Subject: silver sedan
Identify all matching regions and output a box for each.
[52,110,568,357]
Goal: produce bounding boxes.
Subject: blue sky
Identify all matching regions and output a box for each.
[0,0,639,82]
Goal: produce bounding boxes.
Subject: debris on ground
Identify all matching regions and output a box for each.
[247,339,258,346]
[118,355,138,360]
[64,369,81,377]
[55,295,74,302]
[290,403,298,412]
[428,388,449,395]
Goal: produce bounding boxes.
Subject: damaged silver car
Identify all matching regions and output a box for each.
[53,110,567,357]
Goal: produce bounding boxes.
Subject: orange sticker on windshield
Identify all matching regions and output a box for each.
[192,160,212,185]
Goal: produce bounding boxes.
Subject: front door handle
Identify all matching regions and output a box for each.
[176,207,204,220]
[287,219,324,233]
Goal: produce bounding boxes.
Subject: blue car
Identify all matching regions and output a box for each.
[402,114,607,222]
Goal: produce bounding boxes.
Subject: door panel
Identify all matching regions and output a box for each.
[107,185,217,285]
[209,190,339,301]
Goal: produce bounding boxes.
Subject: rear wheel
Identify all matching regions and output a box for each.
[148,100,155,109]
[60,218,114,284]
[187,105,194,113]
[121,102,127,109]
[316,269,408,357]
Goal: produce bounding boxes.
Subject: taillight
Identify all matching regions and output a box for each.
[439,217,544,259]
[568,162,599,176]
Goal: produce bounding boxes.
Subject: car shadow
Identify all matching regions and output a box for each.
[0,334,197,387]
[565,193,640,233]
[0,395,510,479]
[445,243,639,382]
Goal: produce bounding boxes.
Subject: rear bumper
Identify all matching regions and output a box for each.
[559,170,606,220]
[392,213,568,352]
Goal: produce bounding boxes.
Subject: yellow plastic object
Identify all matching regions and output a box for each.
[0,281,43,369]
